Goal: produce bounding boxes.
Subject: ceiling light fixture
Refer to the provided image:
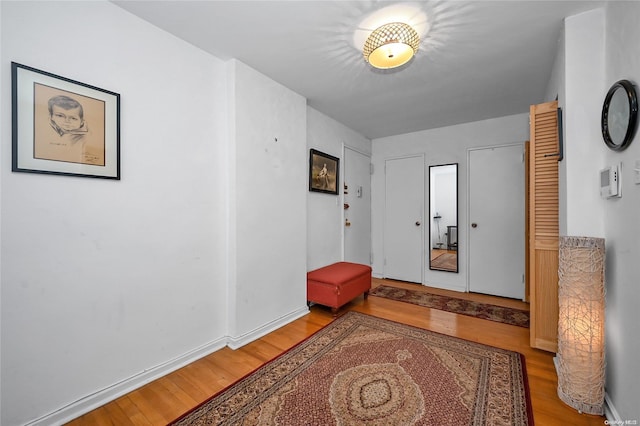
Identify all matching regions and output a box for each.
[363,22,420,69]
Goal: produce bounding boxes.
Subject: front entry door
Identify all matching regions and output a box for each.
[344,147,371,265]
[469,145,525,299]
[384,155,424,283]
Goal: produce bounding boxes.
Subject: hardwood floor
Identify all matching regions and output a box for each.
[67,278,605,425]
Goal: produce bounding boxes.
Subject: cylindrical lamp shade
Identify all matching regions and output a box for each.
[557,236,605,415]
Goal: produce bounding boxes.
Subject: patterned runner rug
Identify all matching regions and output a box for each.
[370,285,530,328]
[171,312,533,425]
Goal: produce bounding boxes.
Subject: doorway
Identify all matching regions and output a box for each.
[468,144,525,299]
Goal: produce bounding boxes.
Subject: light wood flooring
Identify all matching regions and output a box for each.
[430,248,458,260]
[67,278,605,425]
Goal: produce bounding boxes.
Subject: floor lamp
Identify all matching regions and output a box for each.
[556,236,605,415]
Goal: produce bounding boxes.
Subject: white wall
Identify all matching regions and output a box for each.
[544,28,568,234]
[1,2,370,423]
[372,113,529,292]
[563,9,607,238]
[1,2,228,425]
[306,107,371,271]
[227,60,309,347]
[545,5,640,420]
[602,2,640,421]
[0,3,4,422]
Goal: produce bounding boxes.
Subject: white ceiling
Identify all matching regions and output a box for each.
[113,0,602,139]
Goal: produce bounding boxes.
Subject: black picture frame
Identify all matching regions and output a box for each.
[309,149,339,195]
[12,62,121,179]
[601,79,638,152]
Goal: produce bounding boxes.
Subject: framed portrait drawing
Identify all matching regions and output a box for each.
[309,149,339,195]
[12,62,121,179]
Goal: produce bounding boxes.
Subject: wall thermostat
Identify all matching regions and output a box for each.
[600,164,621,198]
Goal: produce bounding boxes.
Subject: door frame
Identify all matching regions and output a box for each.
[383,153,425,283]
[466,142,526,296]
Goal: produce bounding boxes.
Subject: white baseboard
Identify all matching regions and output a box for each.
[227,306,310,350]
[605,392,621,423]
[26,337,228,426]
[424,281,466,293]
[25,306,310,425]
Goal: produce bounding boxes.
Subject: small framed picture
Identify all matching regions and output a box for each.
[11,62,120,179]
[309,149,339,195]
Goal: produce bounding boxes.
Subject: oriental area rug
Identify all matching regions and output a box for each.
[370,285,530,328]
[171,312,533,425]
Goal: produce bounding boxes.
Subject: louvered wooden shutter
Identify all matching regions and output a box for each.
[529,100,560,352]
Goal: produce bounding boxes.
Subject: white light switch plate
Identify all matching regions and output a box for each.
[635,160,640,184]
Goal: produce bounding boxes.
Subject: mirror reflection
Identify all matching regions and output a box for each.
[429,164,458,273]
[608,87,630,145]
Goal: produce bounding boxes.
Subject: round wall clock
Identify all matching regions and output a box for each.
[601,79,638,151]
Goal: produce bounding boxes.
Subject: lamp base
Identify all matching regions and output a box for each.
[557,387,604,415]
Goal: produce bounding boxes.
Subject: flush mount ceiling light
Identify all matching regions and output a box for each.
[363,22,420,69]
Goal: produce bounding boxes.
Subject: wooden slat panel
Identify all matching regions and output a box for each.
[532,249,559,350]
[529,100,560,352]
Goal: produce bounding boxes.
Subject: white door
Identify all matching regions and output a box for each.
[469,145,525,299]
[344,148,371,265]
[384,155,424,283]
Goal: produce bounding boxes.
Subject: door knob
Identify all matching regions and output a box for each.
[471,223,478,228]
[415,221,421,226]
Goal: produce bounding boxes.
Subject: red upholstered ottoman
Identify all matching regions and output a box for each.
[307,262,372,315]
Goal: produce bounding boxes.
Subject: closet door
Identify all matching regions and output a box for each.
[529,100,560,352]
[384,155,424,283]
[469,145,525,299]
